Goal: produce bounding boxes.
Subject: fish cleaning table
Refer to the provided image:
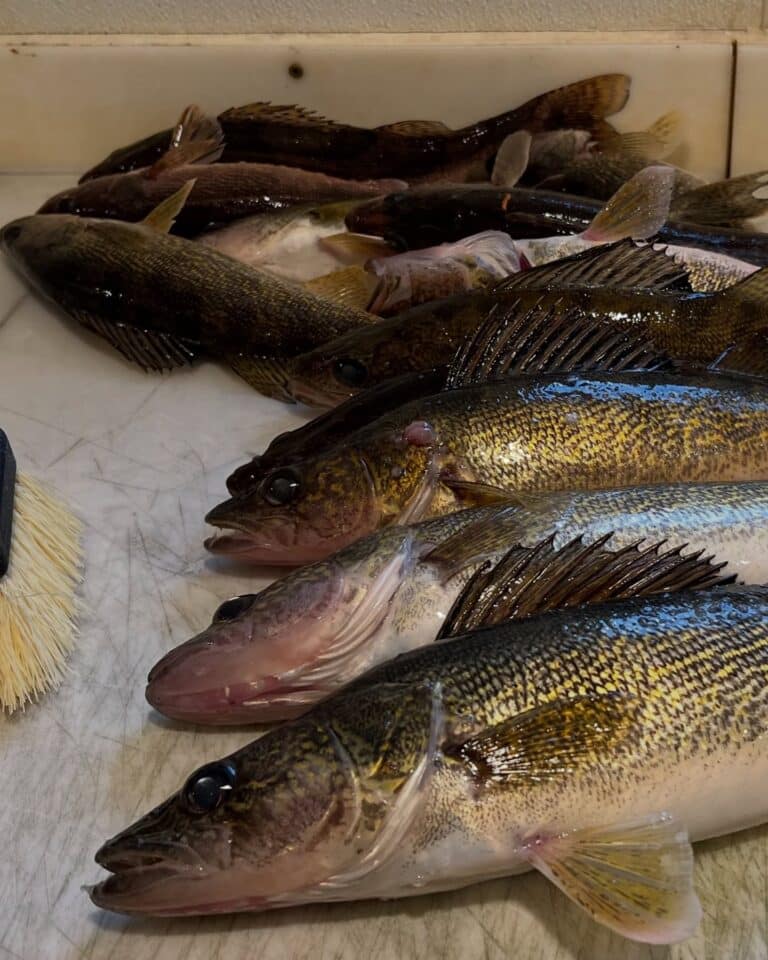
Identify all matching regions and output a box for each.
[1,173,767,960]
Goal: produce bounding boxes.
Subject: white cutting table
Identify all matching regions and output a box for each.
[0,174,766,960]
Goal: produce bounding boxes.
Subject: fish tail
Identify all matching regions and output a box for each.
[672,170,768,226]
[582,165,674,243]
[593,110,683,161]
[519,74,631,134]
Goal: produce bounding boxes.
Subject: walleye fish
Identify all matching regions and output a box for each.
[79,74,631,183]
[349,183,768,266]
[286,240,768,408]
[197,201,391,280]
[308,164,674,315]
[0,185,373,397]
[148,481,768,724]
[205,371,768,564]
[92,575,768,945]
[39,108,406,236]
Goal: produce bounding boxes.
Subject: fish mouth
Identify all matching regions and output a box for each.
[146,635,328,724]
[204,514,307,566]
[284,376,353,409]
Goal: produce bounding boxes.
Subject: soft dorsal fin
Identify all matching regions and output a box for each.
[718,263,768,304]
[445,288,669,390]
[146,104,224,178]
[494,240,691,296]
[581,165,674,243]
[141,180,196,233]
[376,119,453,137]
[491,131,532,187]
[436,533,733,639]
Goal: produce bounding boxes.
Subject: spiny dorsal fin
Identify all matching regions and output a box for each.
[141,180,196,233]
[671,169,768,226]
[582,165,674,243]
[219,101,345,129]
[494,241,691,296]
[70,309,198,371]
[146,105,224,178]
[445,289,669,390]
[720,263,768,304]
[491,131,532,187]
[436,533,734,639]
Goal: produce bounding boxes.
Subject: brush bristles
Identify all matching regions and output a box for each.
[0,473,82,712]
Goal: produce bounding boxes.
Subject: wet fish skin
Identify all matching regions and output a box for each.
[39,164,406,237]
[287,291,495,407]
[286,263,768,408]
[350,185,768,266]
[150,482,768,724]
[0,213,371,383]
[93,586,768,943]
[205,372,768,564]
[80,74,630,183]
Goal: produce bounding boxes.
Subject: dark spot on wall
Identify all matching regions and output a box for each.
[288,62,304,80]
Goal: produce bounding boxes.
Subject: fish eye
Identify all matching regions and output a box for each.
[212,594,258,623]
[184,761,237,814]
[262,468,302,506]
[333,357,368,388]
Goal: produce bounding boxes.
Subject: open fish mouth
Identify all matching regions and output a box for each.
[204,508,306,565]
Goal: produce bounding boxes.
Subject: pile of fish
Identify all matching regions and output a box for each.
[7,73,768,946]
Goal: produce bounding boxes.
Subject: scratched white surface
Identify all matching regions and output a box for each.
[0,174,767,960]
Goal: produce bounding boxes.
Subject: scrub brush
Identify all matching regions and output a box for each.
[0,429,82,711]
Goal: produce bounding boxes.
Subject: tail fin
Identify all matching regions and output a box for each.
[145,105,224,178]
[582,165,674,243]
[594,111,682,161]
[491,131,532,187]
[520,74,631,133]
[671,170,768,226]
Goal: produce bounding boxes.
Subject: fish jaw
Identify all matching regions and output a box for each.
[147,533,418,724]
[204,449,384,565]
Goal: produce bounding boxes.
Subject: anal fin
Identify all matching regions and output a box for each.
[70,310,198,371]
[526,814,701,944]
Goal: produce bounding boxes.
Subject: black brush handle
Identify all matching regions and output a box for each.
[0,430,16,578]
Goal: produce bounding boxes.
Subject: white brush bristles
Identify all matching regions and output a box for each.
[0,473,82,712]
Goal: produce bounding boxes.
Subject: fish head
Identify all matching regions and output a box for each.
[146,528,417,724]
[0,213,146,313]
[286,320,416,407]
[36,173,139,220]
[205,419,442,564]
[1,214,88,290]
[91,682,442,915]
[346,188,463,249]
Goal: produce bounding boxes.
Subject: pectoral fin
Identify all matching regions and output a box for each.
[491,131,532,187]
[439,476,515,507]
[525,814,701,944]
[305,266,378,311]
[445,694,638,785]
[582,165,674,243]
[141,180,196,233]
